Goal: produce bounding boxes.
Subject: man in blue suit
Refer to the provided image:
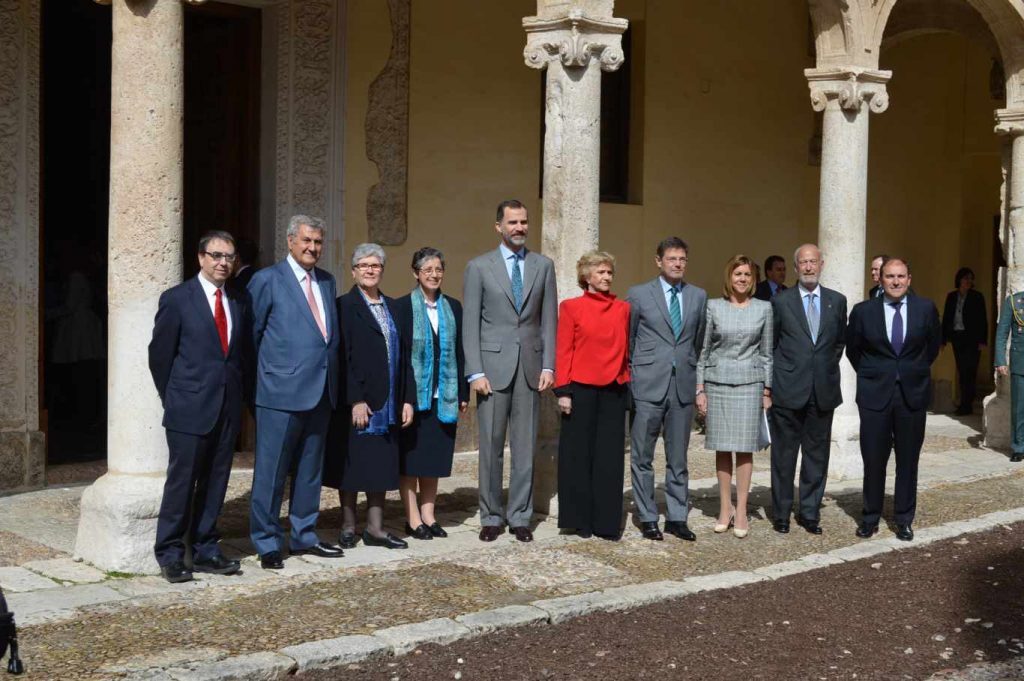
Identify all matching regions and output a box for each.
[149,231,252,583]
[248,215,344,568]
[846,257,940,542]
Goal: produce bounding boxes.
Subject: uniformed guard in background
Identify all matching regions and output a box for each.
[994,290,1024,462]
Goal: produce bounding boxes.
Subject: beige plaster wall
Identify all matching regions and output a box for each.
[341,1,1002,391]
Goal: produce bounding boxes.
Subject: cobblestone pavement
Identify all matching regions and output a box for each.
[0,414,1020,678]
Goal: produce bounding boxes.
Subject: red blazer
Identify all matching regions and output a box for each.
[555,291,630,390]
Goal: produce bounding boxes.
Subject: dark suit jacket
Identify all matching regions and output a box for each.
[148,276,252,436]
[867,284,882,300]
[941,289,988,347]
[754,280,785,302]
[390,292,469,405]
[770,286,847,411]
[845,295,941,412]
[338,287,416,411]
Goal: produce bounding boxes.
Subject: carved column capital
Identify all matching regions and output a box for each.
[523,9,628,72]
[996,108,1024,137]
[805,67,892,114]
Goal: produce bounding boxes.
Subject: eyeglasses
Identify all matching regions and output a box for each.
[354,263,383,271]
[418,267,444,275]
[203,251,237,263]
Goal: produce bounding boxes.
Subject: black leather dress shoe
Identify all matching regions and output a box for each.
[479,526,503,542]
[895,524,914,541]
[511,526,534,542]
[1011,453,1024,462]
[427,522,448,538]
[640,521,663,541]
[576,528,592,539]
[663,521,696,541]
[291,541,344,558]
[362,531,408,549]
[192,553,241,575]
[795,517,823,535]
[405,523,433,540]
[160,561,193,583]
[339,531,359,549]
[855,523,879,539]
[773,520,790,534]
[259,551,285,570]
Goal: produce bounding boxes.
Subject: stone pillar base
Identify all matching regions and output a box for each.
[532,392,560,518]
[0,430,45,493]
[827,413,863,480]
[983,387,1010,450]
[74,473,164,574]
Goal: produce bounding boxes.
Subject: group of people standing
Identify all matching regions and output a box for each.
[147,199,947,586]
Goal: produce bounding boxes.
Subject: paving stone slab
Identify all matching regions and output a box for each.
[5,582,125,618]
[298,546,412,569]
[755,558,828,580]
[22,557,107,583]
[278,634,391,671]
[101,647,229,675]
[599,580,693,609]
[165,651,296,680]
[944,517,994,534]
[909,524,963,545]
[828,540,896,562]
[682,570,768,593]
[456,605,549,635]
[372,617,472,655]
[531,591,626,624]
[0,565,59,592]
[979,507,1024,524]
[107,575,209,597]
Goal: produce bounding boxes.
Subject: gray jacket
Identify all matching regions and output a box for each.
[462,247,558,391]
[626,278,707,404]
[697,298,773,387]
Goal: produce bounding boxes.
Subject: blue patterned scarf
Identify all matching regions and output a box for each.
[358,292,399,436]
[411,287,459,424]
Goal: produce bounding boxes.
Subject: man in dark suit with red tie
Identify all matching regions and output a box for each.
[149,231,252,583]
[846,257,940,542]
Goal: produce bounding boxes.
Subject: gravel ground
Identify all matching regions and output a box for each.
[312,523,1024,681]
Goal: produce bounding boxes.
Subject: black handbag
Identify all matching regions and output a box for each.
[0,586,24,674]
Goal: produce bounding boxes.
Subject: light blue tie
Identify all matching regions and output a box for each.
[807,293,819,344]
[511,255,523,312]
[669,286,682,340]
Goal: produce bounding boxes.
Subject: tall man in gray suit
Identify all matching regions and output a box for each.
[463,199,558,543]
[626,237,707,541]
[769,244,847,536]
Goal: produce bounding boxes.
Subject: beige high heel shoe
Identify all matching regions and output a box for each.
[713,513,735,534]
[733,518,749,538]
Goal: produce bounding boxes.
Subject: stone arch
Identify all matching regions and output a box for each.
[881,0,1001,60]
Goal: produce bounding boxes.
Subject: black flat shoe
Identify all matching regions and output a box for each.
[339,531,359,549]
[895,524,914,541]
[192,553,241,575]
[259,551,284,570]
[664,521,696,541]
[291,541,344,558]
[160,561,193,583]
[795,517,823,535]
[405,523,433,540]
[855,523,879,539]
[362,531,408,549]
[427,522,448,538]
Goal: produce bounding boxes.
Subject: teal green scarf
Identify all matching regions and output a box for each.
[411,287,459,423]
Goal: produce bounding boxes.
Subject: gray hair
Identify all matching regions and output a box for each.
[792,243,821,266]
[287,215,326,238]
[351,242,386,267]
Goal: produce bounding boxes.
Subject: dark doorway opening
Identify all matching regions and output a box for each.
[40,1,262,467]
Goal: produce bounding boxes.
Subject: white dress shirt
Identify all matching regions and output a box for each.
[287,253,327,334]
[197,273,232,342]
[883,295,909,343]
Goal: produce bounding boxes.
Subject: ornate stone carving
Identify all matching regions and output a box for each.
[523,9,627,72]
[995,108,1024,137]
[365,0,409,246]
[805,67,891,113]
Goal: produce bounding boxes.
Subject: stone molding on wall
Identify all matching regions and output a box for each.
[996,107,1024,137]
[0,0,43,491]
[365,0,409,247]
[805,67,891,114]
[523,9,627,72]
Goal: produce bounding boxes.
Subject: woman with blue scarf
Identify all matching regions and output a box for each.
[392,247,468,540]
[324,243,415,550]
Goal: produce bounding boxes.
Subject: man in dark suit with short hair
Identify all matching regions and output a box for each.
[149,230,252,583]
[755,255,787,301]
[769,244,846,535]
[846,257,941,542]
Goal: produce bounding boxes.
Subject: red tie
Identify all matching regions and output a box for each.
[214,288,229,356]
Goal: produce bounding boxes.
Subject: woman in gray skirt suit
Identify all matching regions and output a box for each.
[696,254,773,538]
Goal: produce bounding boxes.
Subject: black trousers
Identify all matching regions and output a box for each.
[769,391,834,522]
[557,382,626,536]
[951,331,980,412]
[858,387,926,527]
[155,399,239,567]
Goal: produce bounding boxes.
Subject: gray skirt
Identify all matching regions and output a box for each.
[704,381,764,453]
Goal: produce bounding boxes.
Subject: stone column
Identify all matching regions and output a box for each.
[75,0,184,574]
[0,0,44,494]
[984,108,1024,448]
[805,67,890,478]
[523,2,627,514]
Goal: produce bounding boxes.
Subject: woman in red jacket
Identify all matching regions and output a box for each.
[554,251,630,539]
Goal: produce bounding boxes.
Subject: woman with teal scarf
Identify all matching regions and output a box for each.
[392,247,468,541]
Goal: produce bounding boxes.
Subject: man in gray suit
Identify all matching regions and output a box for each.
[627,237,707,541]
[463,199,558,543]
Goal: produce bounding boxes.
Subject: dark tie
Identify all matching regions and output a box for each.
[214,288,228,356]
[668,286,682,340]
[511,255,523,312]
[890,301,904,355]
